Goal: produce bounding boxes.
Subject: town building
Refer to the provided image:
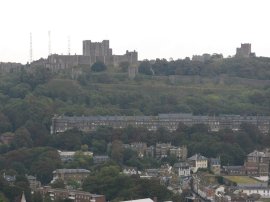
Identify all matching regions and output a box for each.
[241,187,270,199]
[51,113,270,135]
[37,186,106,202]
[155,143,187,160]
[58,150,93,162]
[222,166,246,176]
[188,154,208,173]
[155,143,171,158]
[93,155,110,164]
[146,146,155,158]
[173,162,191,177]
[122,166,141,176]
[51,169,90,184]
[170,145,188,160]
[209,157,221,175]
[244,150,270,176]
[3,173,16,185]
[26,175,41,190]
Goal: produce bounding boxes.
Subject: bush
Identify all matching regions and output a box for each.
[91,61,107,72]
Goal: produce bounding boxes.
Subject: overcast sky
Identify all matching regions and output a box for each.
[1,0,270,64]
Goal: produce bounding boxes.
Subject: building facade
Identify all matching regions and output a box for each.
[37,187,106,202]
[173,162,191,177]
[51,113,270,134]
[244,150,270,176]
[209,158,221,175]
[51,169,90,184]
[188,154,208,173]
[58,150,93,162]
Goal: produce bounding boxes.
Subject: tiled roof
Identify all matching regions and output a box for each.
[188,154,208,161]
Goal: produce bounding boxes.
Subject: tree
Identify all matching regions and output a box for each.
[110,140,124,163]
[138,60,153,75]
[81,144,88,152]
[119,62,130,72]
[91,61,107,72]
[0,193,8,202]
[11,127,33,149]
[51,179,65,189]
[0,113,12,134]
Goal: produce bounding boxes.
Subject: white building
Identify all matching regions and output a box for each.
[241,188,270,198]
[58,150,93,162]
[188,154,208,173]
[173,162,191,177]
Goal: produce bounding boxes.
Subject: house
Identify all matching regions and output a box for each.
[209,158,221,175]
[141,169,159,178]
[155,143,171,158]
[155,143,187,159]
[215,186,231,202]
[58,150,93,162]
[26,175,41,190]
[188,154,208,173]
[122,167,141,176]
[169,145,187,160]
[37,186,106,202]
[93,155,110,164]
[222,166,246,176]
[3,173,16,185]
[51,169,90,184]
[173,162,191,177]
[192,175,216,201]
[145,146,155,158]
[244,150,270,176]
[241,187,270,199]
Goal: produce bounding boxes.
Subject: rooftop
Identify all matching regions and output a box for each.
[53,169,90,174]
[188,153,208,161]
[121,199,154,202]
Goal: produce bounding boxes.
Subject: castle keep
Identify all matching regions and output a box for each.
[236,43,256,58]
[46,40,138,70]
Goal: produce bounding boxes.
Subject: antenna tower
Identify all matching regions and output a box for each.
[29,32,32,63]
[68,35,70,55]
[48,31,51,56]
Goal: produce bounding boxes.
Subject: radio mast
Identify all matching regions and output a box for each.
[29,32,32,63]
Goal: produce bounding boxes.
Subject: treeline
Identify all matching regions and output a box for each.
[138,57,270,79]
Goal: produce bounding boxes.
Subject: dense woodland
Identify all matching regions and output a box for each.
[1,57,270,201]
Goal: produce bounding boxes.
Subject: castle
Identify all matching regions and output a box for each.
[46,40,138,70]
[236,43,256,58]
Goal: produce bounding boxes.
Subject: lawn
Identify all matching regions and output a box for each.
[223,176,261,184]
